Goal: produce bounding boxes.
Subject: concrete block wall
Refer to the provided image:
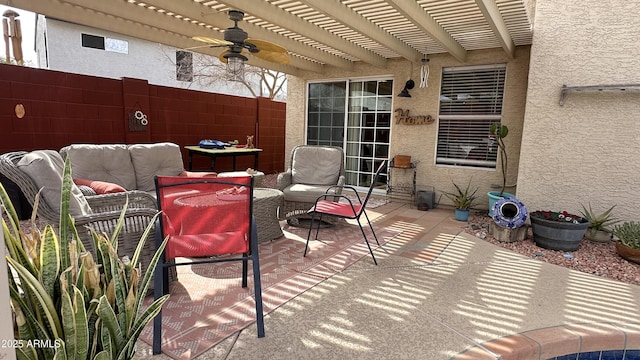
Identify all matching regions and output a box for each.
[0,64,285,174]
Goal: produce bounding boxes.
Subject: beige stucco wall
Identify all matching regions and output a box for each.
[517,0,640,220]
[286,47,530,209]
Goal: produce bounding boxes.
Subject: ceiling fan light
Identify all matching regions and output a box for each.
[225,53,247,82]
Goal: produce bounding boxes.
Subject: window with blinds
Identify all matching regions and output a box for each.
[436,64,506,168]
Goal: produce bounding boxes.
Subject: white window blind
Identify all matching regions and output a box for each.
[436,65,506,168]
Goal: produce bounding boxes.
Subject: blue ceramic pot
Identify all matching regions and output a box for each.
[487,191,515,216]
[454,208,470,222]
[492,197,528,229]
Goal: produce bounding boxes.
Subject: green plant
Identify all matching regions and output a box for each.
[2,157,169,360]
[580,203,620,231]
[490,122,509,196]
[442,180,479,210]
[613,222,640,249]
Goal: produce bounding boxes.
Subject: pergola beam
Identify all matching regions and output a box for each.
[10,0,305,74]
[300,0,424,63]
[387,0,467,62]
[475,0,516,58]
[218,0,388,68]
[142,0,353,70]
[58,0,323,73]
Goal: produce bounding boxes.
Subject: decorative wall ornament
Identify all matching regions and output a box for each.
[15,104,25,119]
[128,105,148,132]
[394,108,434,125]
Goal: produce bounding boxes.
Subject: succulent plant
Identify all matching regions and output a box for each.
[2,156,169,360]
[442,179,479,210]
[580,203,620,232]
[613,222,640,249]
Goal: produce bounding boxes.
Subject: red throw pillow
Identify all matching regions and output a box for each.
[179,171,218,177]
[73,178,126,194]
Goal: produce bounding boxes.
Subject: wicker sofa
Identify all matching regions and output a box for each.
[0,142,193,284]
[277,145,345,221]
[60,142,188,195]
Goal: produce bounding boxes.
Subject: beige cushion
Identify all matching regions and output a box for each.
[61,144,136,190]
[129,143,184,192]
[17,150,93,217]
[291,146,342,185]
[282,183,339,203]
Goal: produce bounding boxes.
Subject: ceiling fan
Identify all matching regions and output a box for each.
[192,10,290,65]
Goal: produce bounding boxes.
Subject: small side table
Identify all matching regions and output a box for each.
[253,188,284,242]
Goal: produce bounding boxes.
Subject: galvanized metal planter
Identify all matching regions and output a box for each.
[531,216,589,251]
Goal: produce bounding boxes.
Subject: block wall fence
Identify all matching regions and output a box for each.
[0,63,286,174]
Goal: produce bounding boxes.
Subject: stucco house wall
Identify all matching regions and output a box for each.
[517,0,640,221]
[287,47,530,209]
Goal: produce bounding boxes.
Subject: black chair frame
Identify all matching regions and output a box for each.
[305,160,387,265]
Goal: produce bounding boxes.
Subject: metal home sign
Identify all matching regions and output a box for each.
[394,108,434,125]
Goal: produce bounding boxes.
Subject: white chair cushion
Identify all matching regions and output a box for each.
[17,150,93,217]
[291,146,342,185]
[61,144,137,190]
[129,143,184,192]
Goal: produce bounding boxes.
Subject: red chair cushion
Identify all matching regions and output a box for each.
[312,200,362,218]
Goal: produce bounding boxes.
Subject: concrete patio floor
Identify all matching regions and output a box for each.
[138,202,640,360]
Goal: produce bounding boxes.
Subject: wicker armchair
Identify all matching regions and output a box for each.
[277,145,345,221]
[0,151,166,284]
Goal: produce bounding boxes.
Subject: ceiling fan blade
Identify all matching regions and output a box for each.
[246,38,287,53]
[253,50,291,64]
[183,44,217,51]
[192,36,233,46]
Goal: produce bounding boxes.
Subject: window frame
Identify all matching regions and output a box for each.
[435,64,507,169]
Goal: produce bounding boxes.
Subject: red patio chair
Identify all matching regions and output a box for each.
[305,160,387,265]
[152,175,264,354]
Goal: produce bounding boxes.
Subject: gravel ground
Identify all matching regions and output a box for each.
[464,212,640,286]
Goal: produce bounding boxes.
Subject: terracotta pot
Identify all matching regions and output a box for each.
[615,241,640,264]
[530,216,588,251]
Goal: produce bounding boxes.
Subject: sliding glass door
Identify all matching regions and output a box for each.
[307,79,392,189]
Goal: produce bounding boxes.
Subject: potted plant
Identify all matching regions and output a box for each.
[487,123,515,216]
[442,179,478,221]
[613,222,640,264]
[580,203,619,243]
[530,210,589,251]
[2,158,169,359]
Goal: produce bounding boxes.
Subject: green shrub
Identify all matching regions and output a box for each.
[2,157,169,360]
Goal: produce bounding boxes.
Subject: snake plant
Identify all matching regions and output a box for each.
[2,156,169,360]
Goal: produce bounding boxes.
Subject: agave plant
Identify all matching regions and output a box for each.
[580,203,620,232]
[2,156,169,360]
[442,179,479,210]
